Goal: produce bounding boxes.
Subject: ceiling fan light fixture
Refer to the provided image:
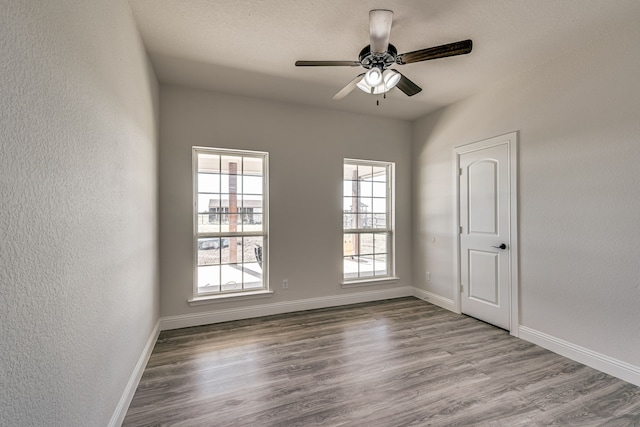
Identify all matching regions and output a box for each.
[356,78,387,95]
[383,69,401,89]
[364,68,383,87]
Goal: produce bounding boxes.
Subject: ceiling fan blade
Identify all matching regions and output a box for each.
[369,9,393,55]
[397,39,473,65]
[395,73,422,96]
[333,74,365,100]
[295,60,360,67]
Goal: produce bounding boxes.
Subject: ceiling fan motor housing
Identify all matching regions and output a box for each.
[359,44,397,70]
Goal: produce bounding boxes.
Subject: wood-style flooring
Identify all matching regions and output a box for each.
[123,297,640,426]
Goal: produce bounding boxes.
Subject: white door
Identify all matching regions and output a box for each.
[458,136,515,330]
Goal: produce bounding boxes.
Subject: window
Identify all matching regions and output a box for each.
[343,159,394,281]
[193,147,268,297]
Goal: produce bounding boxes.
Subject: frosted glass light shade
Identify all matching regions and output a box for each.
[356,78,386,95]
[364,68,383,87]
[383,69,401,89]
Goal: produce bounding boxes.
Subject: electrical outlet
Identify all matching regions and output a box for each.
[282,279,289,289]
[426,272,430,281]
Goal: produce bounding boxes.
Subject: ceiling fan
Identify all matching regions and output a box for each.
[295,9,472,100]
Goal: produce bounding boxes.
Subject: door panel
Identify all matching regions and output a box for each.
[459,142,510,330]
[468,250,499,305]
[468,160,497,234]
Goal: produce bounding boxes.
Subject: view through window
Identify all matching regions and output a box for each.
[194,147,268,296]
[343,159,394,281]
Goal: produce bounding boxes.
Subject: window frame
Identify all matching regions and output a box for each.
[342,158,396,284]
[191,146,270,301]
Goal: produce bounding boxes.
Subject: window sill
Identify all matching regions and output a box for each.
[188,290,274,306]
[340,277,400,288]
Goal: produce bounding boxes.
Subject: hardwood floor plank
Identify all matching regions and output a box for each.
[123,298,640,426]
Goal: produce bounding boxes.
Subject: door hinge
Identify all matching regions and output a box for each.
[459,168,463,176]
[459,284,463,293]
[459,226,463,234]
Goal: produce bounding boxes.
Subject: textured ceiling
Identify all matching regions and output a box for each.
[128,0,640,120]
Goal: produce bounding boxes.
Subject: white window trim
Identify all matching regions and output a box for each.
[340,277,400,288]
[188,290,274,306]
[192,146,269,300]
[342,158,396,283]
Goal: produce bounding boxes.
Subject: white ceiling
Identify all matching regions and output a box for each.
[128,0,639,121]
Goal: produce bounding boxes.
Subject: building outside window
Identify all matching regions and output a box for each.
[193,147,268,296]
[343,159,394,281]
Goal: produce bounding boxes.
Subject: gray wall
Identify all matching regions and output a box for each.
[412,16,640,368]
[0,1,159,426]
[159,86,412,318]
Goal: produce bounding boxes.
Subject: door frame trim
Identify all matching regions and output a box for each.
[453,132,519,336]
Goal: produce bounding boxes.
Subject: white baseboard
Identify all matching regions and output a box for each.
[160,286,414,330]
[412,287,456,312]
[519,326,640,387]
[109,320,161,427]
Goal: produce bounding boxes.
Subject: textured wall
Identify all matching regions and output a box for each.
[412,14,640,368]
[159,86,412,318]
[0,1,159,426]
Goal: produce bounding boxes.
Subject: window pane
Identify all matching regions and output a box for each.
[220,198,242,233]
[242,195,262,210]
[198,238,221,266]
[347,179,360,198]
[196,214,218,234]
[243,269,263,290]
[243,175,263,195]
[358,257,374,277]
[372,213,387,229]
[359,180,372,197]
[221,263,243,291]
[359,213,373,229]
[344,257,359,279]
[343,233,357,257]
[371,198,386,213]
[249,214,263,228]
[242,236,264,289]
[197,265,220,293]
[343,214,356,230]
[343,197,354,212]
[242,211,262,232]
[372,182,386,198]
[358,164,373,180]
[360,233,374,255]
[221,174,243,194]
[198,154,220,173]
[374,254,388,276]
[242,236,263,263]
[359,197,373,215]
[374,233,387,254]
[243,156,263,176]
[344,163,357,180]
[221,156,242,174]
[198,173,220,194]
[220,238,240,264]
[197,194,214,213]
[372,166,386,181]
